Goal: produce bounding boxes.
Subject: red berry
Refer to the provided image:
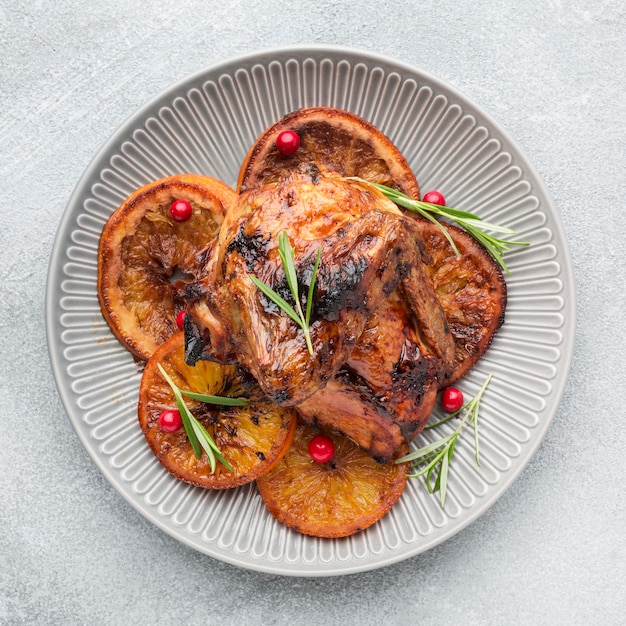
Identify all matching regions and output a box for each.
[275,129,300,156]
[308,434,335,463]
[158,409,183,433]
[175,310,187,330]
[169,199,193,222]
[422,190,446,206]
[440,387,464,413]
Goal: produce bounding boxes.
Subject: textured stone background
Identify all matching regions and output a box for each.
[1,1,625,624]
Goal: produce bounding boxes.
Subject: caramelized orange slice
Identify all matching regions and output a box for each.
[138,333,297,489]
[420,221,507,385]
[237,106,420,198]
[256,421,409,538]
[98,174,237,360]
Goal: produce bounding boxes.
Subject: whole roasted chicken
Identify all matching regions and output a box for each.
[185,164,455,462]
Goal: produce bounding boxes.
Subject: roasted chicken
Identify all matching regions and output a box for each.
[184,164,455,462]
[297,292,448,462]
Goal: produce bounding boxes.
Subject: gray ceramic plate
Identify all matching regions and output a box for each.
[46,46,575,576]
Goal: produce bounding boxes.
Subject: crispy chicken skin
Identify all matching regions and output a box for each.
[298,293,444,462]
[185,165,454,461]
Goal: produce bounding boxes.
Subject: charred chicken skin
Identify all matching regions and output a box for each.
[185,165,454,462]
[297,292,447,462]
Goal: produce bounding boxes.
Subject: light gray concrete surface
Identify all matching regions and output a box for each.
[1,1,625,624]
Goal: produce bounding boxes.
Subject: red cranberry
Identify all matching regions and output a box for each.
[169,199,193,222]
[440,387,464,413]
[308,434,335,463]
[175,310,187,331]
[158,409,183,433]
[275,130,300,156]
[422,190,446,206]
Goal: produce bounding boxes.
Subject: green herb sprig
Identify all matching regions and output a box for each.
[351,179,529,274]
[157,363,248,473]
[249,230,321,355]
[396,373,493,507]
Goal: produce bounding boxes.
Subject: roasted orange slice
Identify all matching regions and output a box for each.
[138,333,297,489]
[420,221,507,385]
[256,421,409,538]
[98,174,237,361]
[237,106,420,198]
[238,107,507,384]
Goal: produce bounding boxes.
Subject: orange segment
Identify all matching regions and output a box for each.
[98,174,237,360]
[256,421,409,538]
[237,106,420,198]
[138,333,297,489]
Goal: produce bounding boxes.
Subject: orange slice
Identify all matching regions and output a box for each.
[98,174,237,361]
[138,333,297,489]
[237,106,420,198]
[256,421,409,538]
[420,221,507,384]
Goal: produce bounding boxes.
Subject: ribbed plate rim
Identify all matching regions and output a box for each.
[46,45,576,576]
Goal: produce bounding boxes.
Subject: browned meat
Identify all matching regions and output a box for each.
[185,165,454,461]
[298,292,444,463]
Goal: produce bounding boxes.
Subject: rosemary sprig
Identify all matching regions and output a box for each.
[157,364,248,473]
[396,373,493,507]
[249,230,321,355]
[351,179,529,274]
